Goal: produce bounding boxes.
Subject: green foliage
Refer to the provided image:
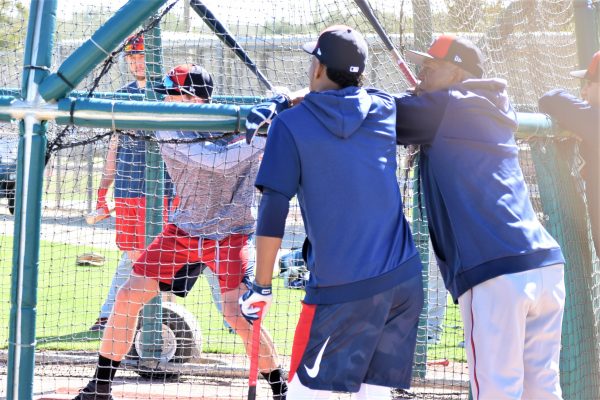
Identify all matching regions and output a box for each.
[0,0,28,51]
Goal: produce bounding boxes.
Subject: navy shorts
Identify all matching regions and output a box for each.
[288,274,424,392]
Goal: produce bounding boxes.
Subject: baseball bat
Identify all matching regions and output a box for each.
[248,302,265,400]
[189,0,274,92]
[353,0,418,86]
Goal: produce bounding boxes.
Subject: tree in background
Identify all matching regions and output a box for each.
[0,0,28,51]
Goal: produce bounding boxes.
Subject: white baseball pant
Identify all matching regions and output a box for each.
[459,263,565,400]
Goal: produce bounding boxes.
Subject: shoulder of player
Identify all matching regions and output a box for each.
[117,81,143,94]
[361,87,397,114]
[539,89,589,114]
[394,89,452,113]
[271,104,304,129]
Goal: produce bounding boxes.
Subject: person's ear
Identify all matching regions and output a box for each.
[452,65,464,83]
[314,61,326,81]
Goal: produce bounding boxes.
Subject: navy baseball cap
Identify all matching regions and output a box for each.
[407,34,484,78]
[154,64,214,100]
[302,25,368,75]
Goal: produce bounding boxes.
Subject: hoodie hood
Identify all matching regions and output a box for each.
[302,86,373,139]
[452,78,517,129]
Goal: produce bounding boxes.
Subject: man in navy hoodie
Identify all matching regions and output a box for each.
[395,35,566,399]
[239,25,423,399]
[539,51,600,256]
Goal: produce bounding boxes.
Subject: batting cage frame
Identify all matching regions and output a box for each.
[0,0,599,399]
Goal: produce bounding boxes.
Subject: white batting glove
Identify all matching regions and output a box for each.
[239,281,273,324]
[245,94,290,144]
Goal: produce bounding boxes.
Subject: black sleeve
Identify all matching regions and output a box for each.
[256,188,290,238]
[394,91,450,146]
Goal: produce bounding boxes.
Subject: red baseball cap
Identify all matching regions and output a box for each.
[407,34,484,78]
[570,51,600,82]
[124,34,144,55]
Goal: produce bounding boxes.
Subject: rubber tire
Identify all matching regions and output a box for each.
[7,194,14,215]
[6,185,15,215]
[127,307,196,381]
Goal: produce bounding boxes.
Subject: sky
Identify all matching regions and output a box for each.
[54,0,304,24]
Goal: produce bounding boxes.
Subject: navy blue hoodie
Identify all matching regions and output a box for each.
[396,79,564,302]
[256,87,422,304]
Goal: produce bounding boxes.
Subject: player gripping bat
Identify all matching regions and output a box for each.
[353,0,418,86]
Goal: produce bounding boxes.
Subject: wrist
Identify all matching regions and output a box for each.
[252,281,272,295]
[97,187,108,198]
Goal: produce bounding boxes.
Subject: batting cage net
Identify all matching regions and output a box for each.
[0,0,599,399]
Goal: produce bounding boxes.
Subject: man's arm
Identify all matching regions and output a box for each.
[239,119,299,322]
[239,188,290,322]
[254,236,283,287]
[395,91,449,146]
[539,89,598,141]
[95,134,119,212]
[253,188,291,286]
[99,134,118,190]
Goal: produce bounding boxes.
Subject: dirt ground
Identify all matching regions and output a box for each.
[0,352,469,400]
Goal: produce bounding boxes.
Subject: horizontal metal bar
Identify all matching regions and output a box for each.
[0,95,573,138]
[0,97,254,132]
[0,88,265,104]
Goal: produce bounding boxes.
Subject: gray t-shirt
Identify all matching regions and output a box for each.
[156,131,265,240]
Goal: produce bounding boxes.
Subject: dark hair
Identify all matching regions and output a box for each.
[325,67,364,88]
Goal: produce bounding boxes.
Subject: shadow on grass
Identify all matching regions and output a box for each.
[38,330,103,344]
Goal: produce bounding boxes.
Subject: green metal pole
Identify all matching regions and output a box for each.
[140,23,165,361]
[1,88,265,104]
[7,0,56,399]
[410,160,428,379]
[573,0,599,68]
[38,0,166,103]
[409,1,432,379]
[408,0,432,376]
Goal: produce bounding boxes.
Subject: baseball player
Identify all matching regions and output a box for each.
[539,51,600,256]
[87,33,173,331]
[75,65,286,400]
[239,25,424,399]
[395,35,566,399]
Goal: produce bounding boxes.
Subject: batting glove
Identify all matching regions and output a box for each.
[239,281,273,324]
[245,94,290,144]
[95,188,110,215]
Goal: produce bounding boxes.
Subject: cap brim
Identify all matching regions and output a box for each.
[569,69,587,79]
[152,84,178,95]
[406,49,433,66]
[302,41,317,55]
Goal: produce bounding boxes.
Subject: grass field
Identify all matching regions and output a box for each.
[0,234,304,355]
[427,298,467,362]
[0,234,465,362]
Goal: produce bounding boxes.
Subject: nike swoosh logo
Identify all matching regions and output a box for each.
[304,336,330,378]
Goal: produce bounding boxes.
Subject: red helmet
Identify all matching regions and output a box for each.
[123,34,144,55]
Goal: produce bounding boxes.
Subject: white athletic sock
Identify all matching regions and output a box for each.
[287,376,332,400]
[353,384,391,400]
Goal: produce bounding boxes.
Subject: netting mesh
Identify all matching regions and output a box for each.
[0,0,599,399]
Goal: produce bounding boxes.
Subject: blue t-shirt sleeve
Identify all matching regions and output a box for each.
[255,118,300,198]
[395,91,449,145]
[539,89,599,142]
